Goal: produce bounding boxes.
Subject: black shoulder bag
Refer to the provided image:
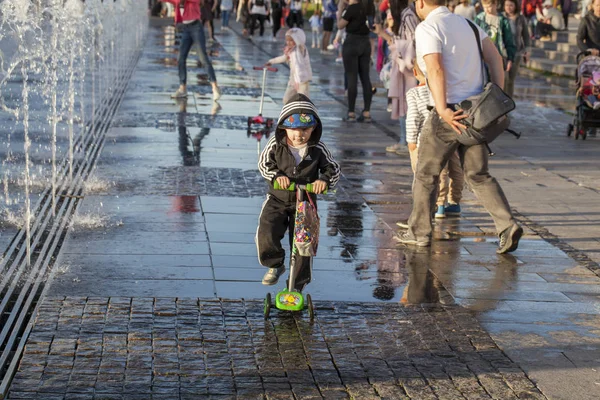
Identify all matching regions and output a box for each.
[453,20,515,146]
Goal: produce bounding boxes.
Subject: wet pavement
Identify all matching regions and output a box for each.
[7,18,600,399]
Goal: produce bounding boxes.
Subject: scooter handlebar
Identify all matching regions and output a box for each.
[254,66,278,72]
[273,181,328,194]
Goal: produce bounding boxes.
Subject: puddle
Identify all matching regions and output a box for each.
[169,195,200,213]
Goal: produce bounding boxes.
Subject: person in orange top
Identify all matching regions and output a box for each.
[162,0,222,101]
[521,0,542,34]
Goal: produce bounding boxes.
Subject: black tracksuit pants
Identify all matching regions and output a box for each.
[256,195,312,291]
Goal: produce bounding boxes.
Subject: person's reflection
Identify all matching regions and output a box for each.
[176,98,209,166]
[400,246,446,305]
[369,249,406,301]
[467,253,518,312]
[326,200,363,260]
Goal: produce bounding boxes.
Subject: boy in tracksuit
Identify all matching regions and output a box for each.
[257,94,341,289]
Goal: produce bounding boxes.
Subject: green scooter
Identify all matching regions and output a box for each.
[263,182,327,320]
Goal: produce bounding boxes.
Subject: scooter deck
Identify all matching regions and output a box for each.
[275,288,304,311]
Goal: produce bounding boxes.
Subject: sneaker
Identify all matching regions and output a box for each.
[395,146,409,155]
[212,85,222,101]
[434,205,446,219]
[386,143,404,153]
[396,220,409,229]
[395,231,430,247]
[445,203,461,216]
[171,88,188,98]
[387,104,392,112]
[262,265,285,285]
[496,224,523,254]
[335,57,343,63]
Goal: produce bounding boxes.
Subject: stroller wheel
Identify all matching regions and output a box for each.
[567,123,573,137]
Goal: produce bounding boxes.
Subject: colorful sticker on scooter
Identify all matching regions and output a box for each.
[279,293,301,306]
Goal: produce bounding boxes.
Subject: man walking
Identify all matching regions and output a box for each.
[397,0,523,254]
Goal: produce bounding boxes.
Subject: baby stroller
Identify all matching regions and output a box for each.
[567,52,600,140]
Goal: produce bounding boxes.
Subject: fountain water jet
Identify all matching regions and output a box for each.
[0,1,149,394]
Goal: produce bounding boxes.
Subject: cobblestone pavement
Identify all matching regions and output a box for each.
[7,18,600,399]
[10,297,545,400]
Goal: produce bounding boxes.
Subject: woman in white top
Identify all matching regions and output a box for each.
[454,0,476,20]
[249,0,270,37]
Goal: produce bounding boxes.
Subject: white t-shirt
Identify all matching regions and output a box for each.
[289,143,308,165]
[415,6,488,105]
[251,0,269,15]
[454,4,476,20]
[289,0,303,12]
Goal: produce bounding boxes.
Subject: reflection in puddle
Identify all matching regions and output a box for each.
[400,247,444,305]
[177,99,209,166]
[170,195,200,213]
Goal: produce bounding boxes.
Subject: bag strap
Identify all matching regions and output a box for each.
[306,189,317,211]
[466,19,487,87]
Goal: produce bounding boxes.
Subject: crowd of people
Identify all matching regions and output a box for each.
[153,0,600,266]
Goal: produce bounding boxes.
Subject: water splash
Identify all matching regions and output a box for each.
[83,175,113,194]
[68,211,123,231]
[0,0,148,263]
[68,211,111,230]
[0,208,26,230]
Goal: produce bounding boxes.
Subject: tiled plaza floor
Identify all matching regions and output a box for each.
[6,18,600,399]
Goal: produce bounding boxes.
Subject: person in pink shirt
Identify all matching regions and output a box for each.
[162,0,222,101]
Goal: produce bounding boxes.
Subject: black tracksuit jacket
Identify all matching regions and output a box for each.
[258,98,341,203]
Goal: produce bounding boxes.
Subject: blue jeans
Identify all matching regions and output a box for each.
[398,116,407,146]
[222,10,230,27]
[179,21,217,85]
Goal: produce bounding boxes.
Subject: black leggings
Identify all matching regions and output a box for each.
[536,21,555,38]
[287,10,304,28]
[272,9,282,37]
[251,14,266,36]
[342,34,372,113]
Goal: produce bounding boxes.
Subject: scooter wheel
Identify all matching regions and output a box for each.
[247,117,252,128]
[306,294,314,320]
[264,293,271,319]
[567,123,573,137]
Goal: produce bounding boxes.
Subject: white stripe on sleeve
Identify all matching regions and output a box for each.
[258,136,279,180]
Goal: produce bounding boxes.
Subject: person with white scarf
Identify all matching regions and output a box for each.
[266,28,313,104]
